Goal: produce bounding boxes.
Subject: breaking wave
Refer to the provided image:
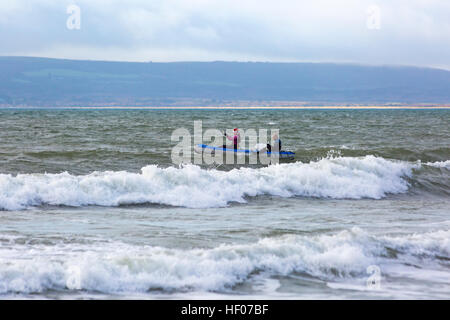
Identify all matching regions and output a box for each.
[424,160,450,169]
[0,227,448,295]
[0,156,421,210]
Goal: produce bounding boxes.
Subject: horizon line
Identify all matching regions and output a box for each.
[1,55,449,72]
[2,106,450,110]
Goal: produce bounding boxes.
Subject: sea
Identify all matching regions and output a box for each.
[0,108,449,299]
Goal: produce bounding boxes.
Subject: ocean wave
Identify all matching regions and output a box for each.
[0,156,416,210]
[0,227,448,295]
[424,160,450,169]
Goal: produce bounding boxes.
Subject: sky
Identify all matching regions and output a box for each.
[1,0,449,69]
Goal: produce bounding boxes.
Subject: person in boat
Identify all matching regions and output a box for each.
[265,134,281,153]
[223,128,240,150]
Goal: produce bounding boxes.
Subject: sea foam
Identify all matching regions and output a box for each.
[425,160,450,169]
[0,156,415,210]
[0,227,448,295]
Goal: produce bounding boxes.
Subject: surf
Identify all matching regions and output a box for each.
[0,155,421,210]
[0,227,448,295]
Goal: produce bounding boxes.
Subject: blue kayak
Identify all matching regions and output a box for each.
[194,144,295,159]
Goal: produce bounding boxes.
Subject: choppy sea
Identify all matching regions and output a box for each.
[0,109,449,299]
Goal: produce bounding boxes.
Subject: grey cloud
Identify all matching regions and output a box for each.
[0,0,448,69]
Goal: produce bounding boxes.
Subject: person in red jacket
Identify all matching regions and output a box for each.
[223,128,240,150]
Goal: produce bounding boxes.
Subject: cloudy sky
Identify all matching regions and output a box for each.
[1,0,449,69]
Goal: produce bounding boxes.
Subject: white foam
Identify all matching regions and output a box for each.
[0,229,368,294]
[0,156,415,210]
[0,227,448,295]
[380,229,450,257]
[424,160,450,169]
